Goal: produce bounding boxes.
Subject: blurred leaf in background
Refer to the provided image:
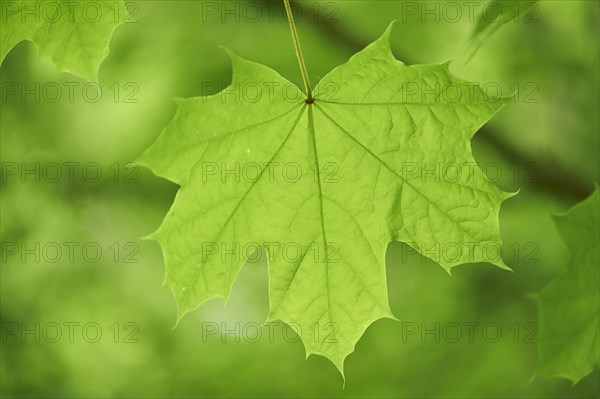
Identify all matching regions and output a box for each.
[0,0,129,80]
[467,0,539,60]
[536,187,599,383]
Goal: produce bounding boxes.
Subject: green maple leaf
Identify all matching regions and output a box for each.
[0,0,128,81]
[536,187,599,383]
[139,23,513,375]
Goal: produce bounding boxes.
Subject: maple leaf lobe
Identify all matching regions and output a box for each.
[139,23,514,376]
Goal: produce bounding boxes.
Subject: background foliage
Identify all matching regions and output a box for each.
[1,0,598,397]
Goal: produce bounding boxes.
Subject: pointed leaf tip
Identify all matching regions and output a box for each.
[374,20,396,48]
[217,45,239,62]
[370,20,401,63]
[380,20,397,41]
[217,45,248,82]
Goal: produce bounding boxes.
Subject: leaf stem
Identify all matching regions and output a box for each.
[283,0,312,101]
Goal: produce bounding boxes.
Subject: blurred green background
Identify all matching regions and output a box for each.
[1,0,598,397]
